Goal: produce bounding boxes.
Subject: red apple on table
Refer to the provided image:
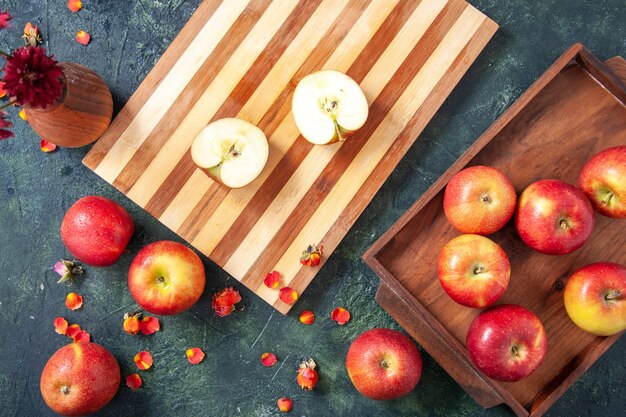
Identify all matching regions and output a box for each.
[466,304,547,382]
[346,328,422,400]
[40,342,120,416]
[515,179,594,255]
[564,262,626,336]
[61,195,134,266]
[444,166,517,235]
[438,234,510,308]
[128,241,206,315]
[578,146,626,219]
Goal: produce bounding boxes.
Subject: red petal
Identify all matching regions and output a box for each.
[264,270,281,289]
[126,373,142,391]
[54,317,68,335]
[123,316,141,335]
[72,330,90,343]
[211,287,241,317]
[186,347,205,365]
[23,22,38,36]
[67,0,83,12]
[18,109,27,121]
[75,30,90,45]
[0,81,6,98]
[296,367,318,390]
[277,398,293,413]
[140,316,160,335]
[279,287,298,305]
[134,351,153,370]
[66,324,81,339]
[261,352,277,367]
[40,139,57,153]
[331,307,351,325]
[299,310,315,325]
[65,292,83,310]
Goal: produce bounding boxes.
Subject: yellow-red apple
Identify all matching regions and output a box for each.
[579,146,626,218]
[444,166,517,235]
[438,234,510,308]
[564,262,626,336]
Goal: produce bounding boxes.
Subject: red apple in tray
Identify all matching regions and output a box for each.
[346,328,422,400]
[564,262,626,336]
[40,342,120,416]
[61,195,134,266]
[443,166,517,235]
[579,145,626,219]
[466,304,547,382]
[129,241,206,315]
[515,179,594,255]
[438,234,510,308]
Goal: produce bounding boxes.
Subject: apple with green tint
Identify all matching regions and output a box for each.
[578,146,626,219]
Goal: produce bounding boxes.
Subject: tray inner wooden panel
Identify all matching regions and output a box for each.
[376,60,626,407]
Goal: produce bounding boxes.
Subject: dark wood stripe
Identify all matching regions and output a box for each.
[283,16,494,299]
[173,0,371,242]
[113,0,272,194]
[207,0,410,263]
[83,0,222,169]
[142,0,324,218]
[241,0,469,288]
[178,181,224,241]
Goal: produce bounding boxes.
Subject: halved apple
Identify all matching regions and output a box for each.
[292,69,369,145]
[191,118,269,188]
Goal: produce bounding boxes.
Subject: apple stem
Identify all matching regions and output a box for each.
[380,360,390,369]
[61,385,70,395]
[511,346,519,357]
[559,219,570,230]
[474,266,486,275]
[481,195,492,204]
[601,191,614,206]
[605,290,621,301]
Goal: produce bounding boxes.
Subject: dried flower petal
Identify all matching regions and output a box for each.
[0,10,12,30]
[0,81,6,98]
[264,270,281,289]
[261,352,277,367]
[123,314,141,335]
[126,373,142,391]
[134,351,153,370]
[40,139,57,153]
[330,307,350,325]
[76,30,90,45]
[65,292,83,310]
[22,22,42,46]
[72,330,90,343]
[67,0,83,12]
[66,324,81,339]
[279,287,298,305]
[300,244,323,267]
[18,108,26,121]
[299,310,315,325]
[277,398,293,413]
[54,317,68,335]
[54,259,83,284]
[0,111,13,140]
[140,316,160,335]
[296,358,318,390]
[211,287,241,317]
[186,347,205,365]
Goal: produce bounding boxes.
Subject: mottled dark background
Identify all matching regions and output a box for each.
[0,1,624,416]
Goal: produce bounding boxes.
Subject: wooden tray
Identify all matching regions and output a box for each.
[83,0,497,313]
[363,44,626,417]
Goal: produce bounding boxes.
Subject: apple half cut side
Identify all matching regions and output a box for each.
[191,117,269,188]
[292,69,369,145]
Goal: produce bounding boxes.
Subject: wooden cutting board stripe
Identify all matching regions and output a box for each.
[84,0,497,314]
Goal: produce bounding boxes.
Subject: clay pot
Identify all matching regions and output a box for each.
[25,62,113,148]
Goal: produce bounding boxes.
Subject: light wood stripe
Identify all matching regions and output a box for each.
[192,0,400,256]
[93,0,251,183]
[263,6,489,308]
[222,0,448,280]
[159,169,212,232]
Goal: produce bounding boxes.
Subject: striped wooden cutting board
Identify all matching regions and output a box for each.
[83,0,497,314]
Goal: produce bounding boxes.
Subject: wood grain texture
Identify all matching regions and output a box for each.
[83,0,497,313]
[364,46,626,417]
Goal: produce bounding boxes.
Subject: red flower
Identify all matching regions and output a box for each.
[0,11,12,30]
[211,287,241,317]
[0,111,13,140]
[3,46,63,109]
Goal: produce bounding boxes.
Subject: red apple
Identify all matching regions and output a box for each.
[564,262,626,336]
[346,328,422,400]
[515,179,594,255]
[438,234,510,308]
[128,240,205,315]
[579,146,626,219]
[443,166,517,235]
[61,195,134,266]
[40,342,120,416]
[466,304,547,382]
